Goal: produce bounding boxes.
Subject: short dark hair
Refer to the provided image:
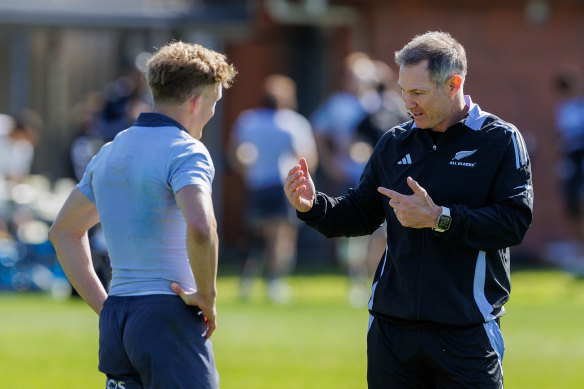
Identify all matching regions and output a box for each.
[147,41,237,104]
[261,74,297,110]
[395,31,467,87]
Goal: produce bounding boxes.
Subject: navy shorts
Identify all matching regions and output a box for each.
[247,185,294,224]
[562,148,584,218]
[98,295,219,389]
[367,316,504,389]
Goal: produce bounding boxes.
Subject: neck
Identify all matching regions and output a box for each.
[152,102,198,137]
[152,104,184,124]
[433,93,468,132]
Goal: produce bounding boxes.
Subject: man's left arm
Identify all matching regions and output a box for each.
[49,188,106,315]
[172,185,218,339]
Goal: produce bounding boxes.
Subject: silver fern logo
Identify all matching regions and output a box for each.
[453,150,477,160]
[450,149,477,167]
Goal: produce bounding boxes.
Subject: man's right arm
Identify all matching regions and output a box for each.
[174,184,218,339]
[284,157,385,238]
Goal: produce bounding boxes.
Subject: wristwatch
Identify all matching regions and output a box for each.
[433,206,451,233]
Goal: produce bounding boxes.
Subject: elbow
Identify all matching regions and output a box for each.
[509,222,532,247]
[507,232,526,248]
[47,223,61,245]
[48,222,85,246]
[187,219,218,243]
[510,210,533,246]
[48,223,71,247]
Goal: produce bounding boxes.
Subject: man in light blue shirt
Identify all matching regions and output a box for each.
[229,74,317,303]
[79,113,216,297]
[49,41,236,389]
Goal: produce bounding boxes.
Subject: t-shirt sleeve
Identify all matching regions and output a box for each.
[168,140,215,194]
[290,114,317,158]
[75,146,105,204]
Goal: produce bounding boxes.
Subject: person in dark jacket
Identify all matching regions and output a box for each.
[284,31,533,389]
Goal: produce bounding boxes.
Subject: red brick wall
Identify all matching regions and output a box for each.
[221,0,584,258]
[358,0,584,255]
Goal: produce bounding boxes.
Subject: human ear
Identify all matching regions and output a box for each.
[189,95,201,114]
[448,75,462,96]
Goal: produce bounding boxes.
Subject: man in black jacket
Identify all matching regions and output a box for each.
[284,31,533,388]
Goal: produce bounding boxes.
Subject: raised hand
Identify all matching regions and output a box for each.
[284,158,315,213]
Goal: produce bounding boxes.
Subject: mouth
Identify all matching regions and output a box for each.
[407,111,425,123]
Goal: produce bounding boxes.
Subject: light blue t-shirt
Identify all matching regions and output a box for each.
[78,113,214,296]
[556,97,584,152]
[311,92,367,185]
[231,108,316,190]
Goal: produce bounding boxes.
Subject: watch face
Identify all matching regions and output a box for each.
[437,215,452,230]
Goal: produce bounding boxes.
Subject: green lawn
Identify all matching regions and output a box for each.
[0,268,583,388]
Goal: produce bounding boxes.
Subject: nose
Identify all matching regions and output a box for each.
[403,94,416,110]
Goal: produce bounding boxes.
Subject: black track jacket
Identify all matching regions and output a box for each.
[298,96,533,326]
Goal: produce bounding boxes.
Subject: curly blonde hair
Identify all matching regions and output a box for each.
[147,41,237,104]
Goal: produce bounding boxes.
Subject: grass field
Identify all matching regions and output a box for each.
[1,268,584,388]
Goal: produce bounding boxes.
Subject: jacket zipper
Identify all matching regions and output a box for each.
[416,139,439,320]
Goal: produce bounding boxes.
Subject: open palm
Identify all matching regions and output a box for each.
[284,158,315,213]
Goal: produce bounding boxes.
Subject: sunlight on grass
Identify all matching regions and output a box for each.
[504,270,584,388]
[0,269,583,388]
[213,274,368,389]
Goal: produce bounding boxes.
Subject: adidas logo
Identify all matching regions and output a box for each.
[397,154,412,165]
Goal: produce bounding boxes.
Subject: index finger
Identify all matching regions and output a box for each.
[378,186,405,201]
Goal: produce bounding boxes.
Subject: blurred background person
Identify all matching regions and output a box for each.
[311,52,375,196]
[356,60,410,148]
[552,64,584,272]
[229,74,318,303]
[67,91,111,290]
[310,52,393,306]
[0,109,41,236]
[343,59,410,306]
[69,91,107,182]
[94,68,152,143]
[0,109,60,295]
[0,109,40,185]
[0,114,16,204]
